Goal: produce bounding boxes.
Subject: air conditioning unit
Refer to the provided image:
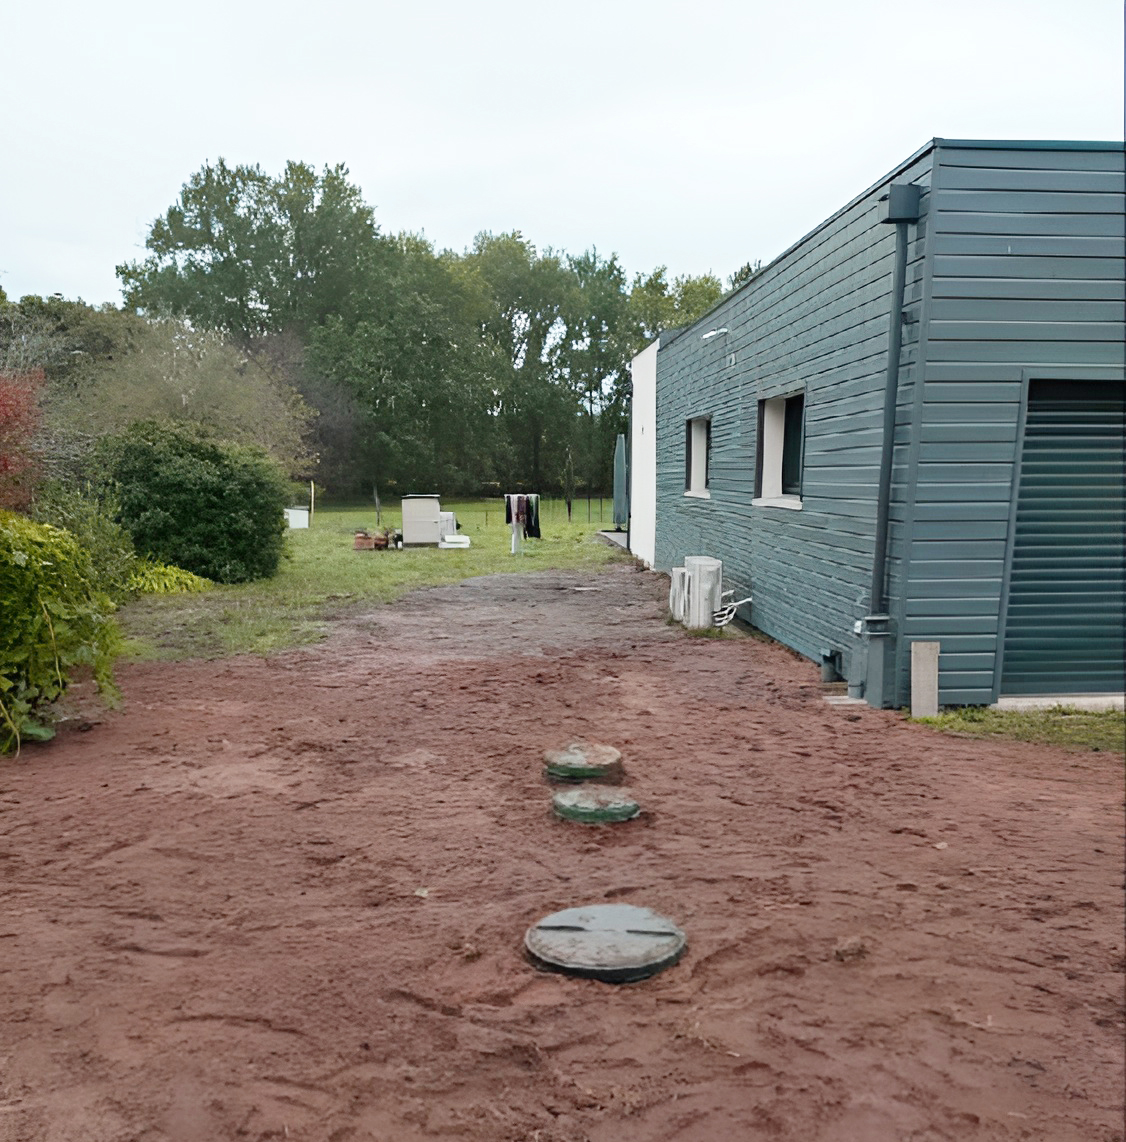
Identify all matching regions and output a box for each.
[684,556,723,629]
[669,567,688,622]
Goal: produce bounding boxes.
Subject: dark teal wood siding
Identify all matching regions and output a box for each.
[895,142,1125,705]
[653,146,934,679]
[652,139,1125,707]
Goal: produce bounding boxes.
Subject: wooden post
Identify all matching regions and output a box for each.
[910,642,940,718]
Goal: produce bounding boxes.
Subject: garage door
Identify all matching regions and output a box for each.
[1001,380,1125,696]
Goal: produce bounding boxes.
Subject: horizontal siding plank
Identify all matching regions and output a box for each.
[937,147,1126,172]
[931,298,1126,322]
[933,233,1125,258]
[934,210,1126,237]
[934,189,1124,213]
[929,319,1124,342]
[930,277,1125,300]
[932,254,1124,280]
[924,339,1124,364]
[938,166,1126,192]
[912,491,1013,510]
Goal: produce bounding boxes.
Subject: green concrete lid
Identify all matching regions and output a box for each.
[552,787,640,825]
[525,904,686,983]
[543,741,623,782]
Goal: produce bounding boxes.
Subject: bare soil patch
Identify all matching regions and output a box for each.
[2,564,1123,1141]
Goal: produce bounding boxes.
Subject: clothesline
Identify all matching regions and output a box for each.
[504,493,541,553]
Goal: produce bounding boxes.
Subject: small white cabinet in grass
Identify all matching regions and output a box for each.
[401,495,442,545]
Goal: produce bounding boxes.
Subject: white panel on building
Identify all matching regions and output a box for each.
[628,340,659,568]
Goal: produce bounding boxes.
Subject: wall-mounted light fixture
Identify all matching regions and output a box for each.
[701,328,728,340]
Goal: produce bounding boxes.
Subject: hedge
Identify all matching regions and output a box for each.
[0,511,120,753]
[100,421,291,584]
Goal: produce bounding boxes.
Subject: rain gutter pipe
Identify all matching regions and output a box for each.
[862,183,922,703]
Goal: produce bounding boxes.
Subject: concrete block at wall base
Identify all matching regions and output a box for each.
[910,642,941,718]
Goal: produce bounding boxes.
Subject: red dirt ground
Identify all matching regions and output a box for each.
[1,563,1123,1142]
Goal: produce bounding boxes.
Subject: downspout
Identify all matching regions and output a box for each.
[860,183,922,706]
[625,388,632,555]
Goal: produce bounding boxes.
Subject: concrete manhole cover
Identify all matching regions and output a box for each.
[543,741,623,783]
[552,787,640,824]
[525,904,686,983]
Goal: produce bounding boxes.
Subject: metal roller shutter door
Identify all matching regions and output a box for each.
[1001,380,1125,696]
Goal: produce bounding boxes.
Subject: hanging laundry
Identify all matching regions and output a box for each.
[503,493,541,551]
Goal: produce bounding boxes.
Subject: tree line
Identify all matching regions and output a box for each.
[4,159,754,500]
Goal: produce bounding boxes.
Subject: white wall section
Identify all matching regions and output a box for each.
[628,340,659,568]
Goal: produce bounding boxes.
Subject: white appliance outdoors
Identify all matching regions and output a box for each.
[401,495,442,545]
[284,507,309,529]
[682,556,723,629]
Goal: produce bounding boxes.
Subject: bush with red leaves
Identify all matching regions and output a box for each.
[0,369,43,510]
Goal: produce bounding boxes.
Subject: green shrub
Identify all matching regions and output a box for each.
[0,511,121,753]
[30,482,137,603]
[127,557,212,595]
[100,421,290,584]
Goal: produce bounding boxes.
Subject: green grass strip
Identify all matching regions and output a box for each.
[911,705,1125,755]
[119,498,627,660]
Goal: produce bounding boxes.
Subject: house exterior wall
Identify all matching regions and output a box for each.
[652,145,935,689]
[895,141,1126,705]
[649,139,1125,707]
[628,339,659,567]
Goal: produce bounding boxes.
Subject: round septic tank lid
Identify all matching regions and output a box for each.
[525,904,686,983]
[543,741,622,782]
[553,786,639,825]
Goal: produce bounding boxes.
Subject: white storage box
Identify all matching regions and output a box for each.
[401,495,442,545]
[284,507,309,529]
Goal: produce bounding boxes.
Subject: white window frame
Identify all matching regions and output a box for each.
[753,392,804,510]
[684,416,711,498]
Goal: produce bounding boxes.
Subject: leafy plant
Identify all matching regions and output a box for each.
[30,481,137,602]
[128,557,212,595]
[99,421,291,584]
[0,511,120,754]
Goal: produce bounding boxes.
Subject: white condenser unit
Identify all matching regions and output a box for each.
[683,556,723,629]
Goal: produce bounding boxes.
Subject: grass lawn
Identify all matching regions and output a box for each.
[119,498,629,660]
[911,705,1125,755]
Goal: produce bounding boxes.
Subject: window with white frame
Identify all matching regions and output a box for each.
[753,392,804,508]
[684,416,711,496]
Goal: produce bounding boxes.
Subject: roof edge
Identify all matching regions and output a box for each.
[655,137,1125,344]
[935,138,1125,151]
[660,138,939,340]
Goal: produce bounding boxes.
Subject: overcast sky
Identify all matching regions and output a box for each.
[3,0,1123,306]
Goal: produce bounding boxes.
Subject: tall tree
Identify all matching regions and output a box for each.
[559,250,632,490]
[118,160,393,339]
[308,233,493,495]
[453,232,580,491]
[627,267,724,348]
